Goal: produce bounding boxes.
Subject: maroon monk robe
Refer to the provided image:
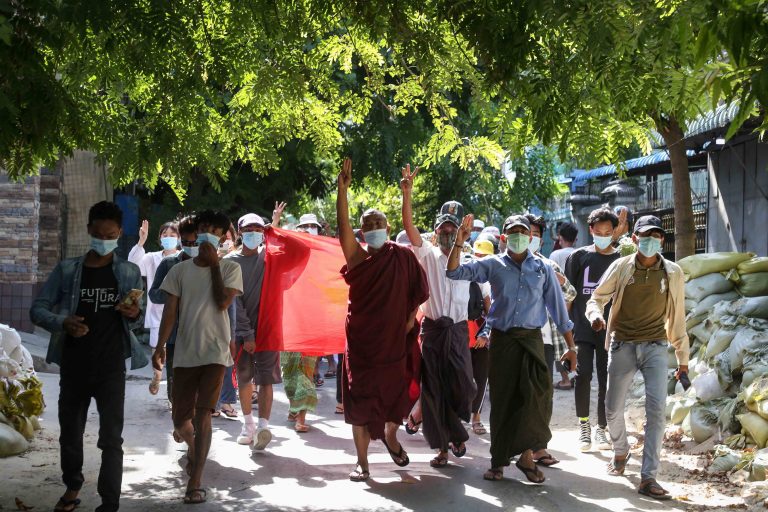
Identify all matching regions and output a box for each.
[340,241,429,440]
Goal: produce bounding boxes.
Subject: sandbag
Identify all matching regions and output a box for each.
[685,298,697,312]
[685,273,735,300]
[690,322,713,344]
[705,326,738,359]
[728,329,768,370]
[729,297,768,319]
[710,445,741,472]
[679,252,755,281]
[690,292,740,319]
[0,422,28,457]
[671,398,694,425]
[737,412,768,448]
[737,272,768,297]
[743,367,768,389]
[0,324,21,355]
[692,370,727,401]
[689,403,721,443]
[738,257,768,275]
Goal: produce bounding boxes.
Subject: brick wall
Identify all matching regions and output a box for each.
[0,172,41,331]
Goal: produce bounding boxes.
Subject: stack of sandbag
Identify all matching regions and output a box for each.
[728,257,768,298]
[0,324,44,457]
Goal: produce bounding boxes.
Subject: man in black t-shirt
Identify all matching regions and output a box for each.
[30,202,144,512]
[564,207,621,453]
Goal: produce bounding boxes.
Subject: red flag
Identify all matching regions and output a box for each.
[255,227,348,355]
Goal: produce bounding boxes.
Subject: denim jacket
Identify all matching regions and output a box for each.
[29,254,149,370]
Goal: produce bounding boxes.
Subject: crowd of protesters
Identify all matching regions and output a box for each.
[30,159,688,510]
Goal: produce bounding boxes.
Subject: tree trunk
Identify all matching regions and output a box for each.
[655,115,696,260]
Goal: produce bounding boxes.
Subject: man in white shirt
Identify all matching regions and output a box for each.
[401,164,476,469]
[548,222,577,271]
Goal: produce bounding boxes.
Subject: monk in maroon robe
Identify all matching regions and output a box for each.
[336,158,429,482]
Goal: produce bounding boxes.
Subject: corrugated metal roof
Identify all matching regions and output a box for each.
[650,103,741,148]
[571,149,698,185]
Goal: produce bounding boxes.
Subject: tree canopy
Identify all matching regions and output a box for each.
[2,1,766,253]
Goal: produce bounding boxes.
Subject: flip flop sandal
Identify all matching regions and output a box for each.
[638,479,672,500]
[450,442,467,458]
[314,376,325,387]
[349,464,370,482]
[335,404,344,414]
[183,488,207,505]
[295,423,310,433]
[430,455,449,468]
[472,422,487,435]
[54,496,81,512]
[324,370,336,378]
[149,370,161,395]
[515,461,545,484]
[382,439,410,467]
[287,412,298,422]
[607,453,632,476]
[211,410,221,418]
[535,454,560,467]
[405,415,422,435]
[483,468,503,481]
[220,404,238,418]
[554,381,573,390]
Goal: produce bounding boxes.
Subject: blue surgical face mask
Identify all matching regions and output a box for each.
[90,237,119,256]
[469,232,479,243]
[505,233,530,255]
[242,231,264,250]
[182,246,199,258]
[637,236,662,258]
[197,233,221,247]
[160,236,179,251]
[363,228,388,249]
[593,235,613,250]
[528,236,542,254]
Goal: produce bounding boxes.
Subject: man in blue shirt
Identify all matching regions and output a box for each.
[446,214,576,484]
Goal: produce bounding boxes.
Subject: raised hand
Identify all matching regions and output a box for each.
[272,201,287,226]
[400,163,420,194]
[456,214,474,246]
[613,208,628,240]
[138,219,149,246]
[337,157,352,190]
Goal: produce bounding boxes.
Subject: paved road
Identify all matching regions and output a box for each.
[0,368,696,512]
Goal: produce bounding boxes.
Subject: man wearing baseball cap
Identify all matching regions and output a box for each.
[400,164,476,469]
[585,215,689,500]
[223,208,286,452]
[446,212,576,484]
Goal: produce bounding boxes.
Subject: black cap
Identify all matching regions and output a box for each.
[435,201,464,229]
[634,215,665,235]
[502,215,531,232]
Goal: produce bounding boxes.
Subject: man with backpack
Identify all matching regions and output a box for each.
[400,165,476,469]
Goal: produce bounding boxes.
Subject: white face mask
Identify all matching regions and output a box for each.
[528,236,542,254]
[242,231,264,250]
[307,227,318,236]
[363,228,388,249]
[218,240,234,254]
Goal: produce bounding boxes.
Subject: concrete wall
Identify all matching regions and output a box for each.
[61,150,112,258]
[707,136,768,256]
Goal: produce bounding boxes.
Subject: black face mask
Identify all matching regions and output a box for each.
[437,231,457,251]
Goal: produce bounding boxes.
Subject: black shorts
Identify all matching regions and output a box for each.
[234,337,282,386]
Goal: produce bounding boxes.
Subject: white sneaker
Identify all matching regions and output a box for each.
[237,423,255,445]
[595,426,612,450]
[252,428,272,451]
[579,421,592,452]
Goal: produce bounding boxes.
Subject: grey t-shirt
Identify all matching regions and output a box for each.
[225,248,266,340]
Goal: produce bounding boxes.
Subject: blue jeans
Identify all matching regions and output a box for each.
[216,366,237,408]
[605,340,668,481]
